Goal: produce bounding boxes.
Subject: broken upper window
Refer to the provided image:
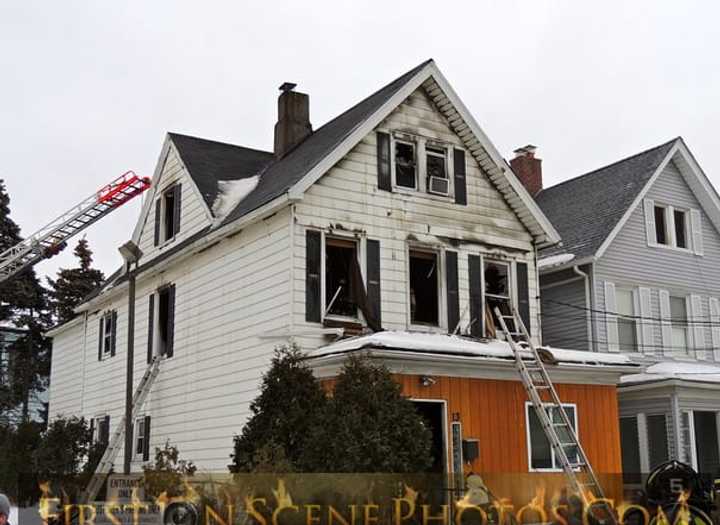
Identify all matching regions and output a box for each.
[484,260,510,313]
[163,187,177,242]
[409,250,439,326]
[395,141,417,189]
[325,238,359,318]
[157,286,174,357]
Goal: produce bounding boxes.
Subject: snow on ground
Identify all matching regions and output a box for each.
[211,176,260,218]
[621,360,720,384]
[313,330,635,367]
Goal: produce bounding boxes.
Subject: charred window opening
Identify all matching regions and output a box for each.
[484,261,510,312]
[426,146,447,180]
[409,250,439,326]
[163,188,176,241]
[325,238,358,318]
[395,141,416,189]
[158,287,172,356]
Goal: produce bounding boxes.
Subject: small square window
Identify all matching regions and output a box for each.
[654,206,668,245]
[395,142,417,189]
[409,250,439,326]
[616,289,637,353]
[674,210,688,249]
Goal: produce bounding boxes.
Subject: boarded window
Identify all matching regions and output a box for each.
[395,141,416,189]
[527,404,578,470]
[654,206,668,245]
[409,250,439,326]
[616,289,638,352]
[675,210,688,249]
[620,417,641,483]
[325,238,358,318]
[647,414,669,469]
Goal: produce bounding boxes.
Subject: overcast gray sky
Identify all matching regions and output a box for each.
[1,1,718,281]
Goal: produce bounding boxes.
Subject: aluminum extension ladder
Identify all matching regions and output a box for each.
[80,356,161,504]
[493,306,616,522]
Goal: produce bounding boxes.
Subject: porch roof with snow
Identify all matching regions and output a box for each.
[620,361,720,387]
[308,331,640,373]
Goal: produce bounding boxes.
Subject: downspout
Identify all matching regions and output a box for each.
[573,265,593,352]
[123,266,136,474]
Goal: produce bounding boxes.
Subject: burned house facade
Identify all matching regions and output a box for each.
[47,61,636,491]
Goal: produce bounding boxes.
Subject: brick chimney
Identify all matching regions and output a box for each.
[510,145,543,196]
[274,82,312,158]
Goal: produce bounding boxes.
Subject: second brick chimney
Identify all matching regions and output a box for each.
[274,82,313,158]
[510,145,543,196]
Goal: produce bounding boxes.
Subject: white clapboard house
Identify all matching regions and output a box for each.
[47,60,637,477]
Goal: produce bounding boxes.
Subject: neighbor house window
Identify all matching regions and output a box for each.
[134,416,151,461]
[527,403,578,470]
[98,311,117,360]
[103,313,113,354]
[93,416,110,446]
[616,289,638,352]
[325,238,359,318]
[674,209,688,249]
[670,296,689,355]
[395,141,417,189]
[654,206,668,245]
[647,414,670,469]
[409,250,439,326]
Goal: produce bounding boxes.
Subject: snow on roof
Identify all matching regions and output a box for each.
[312,331,636,368]
[211,175,260,218]
[538,253,576,269]
[621,361,720,385]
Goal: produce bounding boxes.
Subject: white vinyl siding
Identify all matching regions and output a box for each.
[690,294,706,360]
[604,281,619,352]
[616,288,638,353]
[658,290,673,356]
[709,297,720,361]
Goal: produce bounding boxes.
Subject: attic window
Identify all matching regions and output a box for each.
[325,238,358,318]
[426,146,447,179]
[674,209,688,248]
[409,250,439,326]
[654,205,668,245]
[163,188,177,241]
[395,141,416,189]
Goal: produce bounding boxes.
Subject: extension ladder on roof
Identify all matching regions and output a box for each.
[0,171,151,285]
[493,306,616,523]
[80,356,161,504]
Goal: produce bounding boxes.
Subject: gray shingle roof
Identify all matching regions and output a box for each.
[535,138,678,260]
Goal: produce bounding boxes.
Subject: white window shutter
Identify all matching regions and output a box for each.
[644,199,657,247]
[605,281,619,352]
[690,209,703,255]
[690,294,706,360]
[638,287,653,354]
[709,297,720,362]
[659,290,673,357]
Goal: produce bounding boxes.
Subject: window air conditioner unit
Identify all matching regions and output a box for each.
[428,176,450,196]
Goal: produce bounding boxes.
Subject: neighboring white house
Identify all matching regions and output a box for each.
[524,139,720,480]
[49,60,645,476]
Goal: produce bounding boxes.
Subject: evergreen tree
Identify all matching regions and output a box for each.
[230,344,327,473]
[303,355,433,473]
[47,238,105,324]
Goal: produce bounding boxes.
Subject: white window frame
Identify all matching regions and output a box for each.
[651,202,693,253]
[158,185,179,246]
[525,402,579,472]
[406,245,446,332]
[320,232,365,324]
[134,416,148,461]
[389,131,455,199]
[102,311,114,356]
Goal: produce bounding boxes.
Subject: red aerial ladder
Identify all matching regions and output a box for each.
[0,171,151,285]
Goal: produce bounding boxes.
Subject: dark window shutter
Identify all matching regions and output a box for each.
[147,294,154,364]
[454,149,467,205]
[173,184,182,236]
[305,230,322,322]
[516,262,531,336]
[102,415,110,445]
[143,415,151,461]
[366,239,382,329]
[376,132,392,192]
[153,201,161,246]
[89,417,95,442]
[110,311,118,356]
[468,255,482,337]
[166,284,176,358]
[446,251,459,333]
[98,316,104,361]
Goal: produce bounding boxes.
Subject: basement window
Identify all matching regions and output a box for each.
[325,238,359,318]
[395,141,417,189]
[409,250,439,326]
